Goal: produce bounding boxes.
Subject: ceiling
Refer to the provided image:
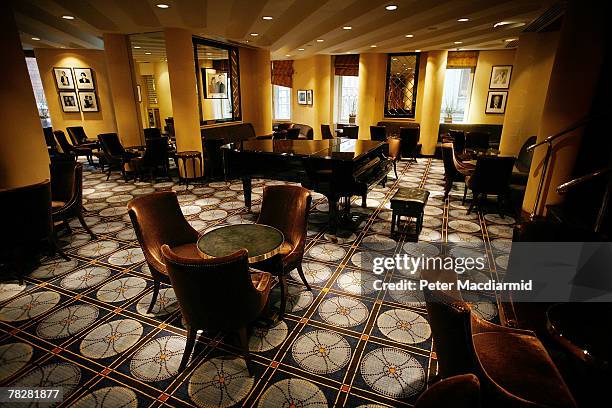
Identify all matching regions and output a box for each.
[13,0,561,60]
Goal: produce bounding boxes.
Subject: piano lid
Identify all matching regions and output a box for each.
[310,139,385,161]
[223,138,341,156]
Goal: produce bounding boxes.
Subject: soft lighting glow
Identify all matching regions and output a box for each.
[385,5,398,11]
[156,4,170,8]
[494,21,511,28]
[505,38,518,42]
[31,37,41,41]
[61,15,75,20]
[298,48,305,51]
[145,52,152,55]
[370,45,377,48]
[405,34,414,38]
[262,16,273,20]
[134,46,141,49]
[316,39,324,42]
[415,49,421,52]
[454,41,463,44]
[285,54,291,57]
[343,26,352,30]
[457,18,469,22]
[250,33,259,36]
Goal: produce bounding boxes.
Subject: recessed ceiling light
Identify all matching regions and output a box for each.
[245,40,249,43]
[415,49,421,52]
[345,51,351,54]
[494,21,511,28]
[457,18,469,22]
[250,33,259,36]
[385,5,398,11]
[262,16,273,20]
[454,41,463,44]
[61,15,75,20]
[134,46,141,49]
[405,34,414,38]
[343,26,352,30]
[298,48,305,51]
[316,39,324,42]
[285,54,291,57]
[31,37,41,41]
[156,4,170,8]
[392,57,398,61]
[370,45,377,48]
[145,52,152,55]
[505,38,518,42]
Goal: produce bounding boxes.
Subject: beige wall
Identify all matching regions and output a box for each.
[467,49,516,124]
[499,32,559,155]
[357,53,387,139]
[240,47,272,136]
[35,48,118,140]
[420,51,448,155]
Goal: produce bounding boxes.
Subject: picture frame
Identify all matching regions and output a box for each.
[204,68,229,99]
[78,91,99,112]
[297,89,308,105]
[489,65,512,89]
[306,89,313,105]
[53,67,75,90]
[73,68,95,90]
[59,91,79,112]
[485,91,508,114]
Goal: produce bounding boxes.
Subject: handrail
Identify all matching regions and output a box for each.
[556,167,612,194]
[526,115,599,152]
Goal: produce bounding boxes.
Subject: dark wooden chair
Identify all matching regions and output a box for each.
[161,246,272,373]
[466,156,515,215]
[387,137,401,179]
[51,161,96,239]
[441,143,467,200]
[131,137,171,181]
[370,125,387,141]
[97,133,138,181]
[343,126,359,139]
[67,126,98,147]
[286,127,301,140]
[127,192,199,314]
[144,127,162,140]
[400,127,421,162]
[321,124,334,140]
[512,136,537,186]
[53,130,93,164]
[465,131,490,150]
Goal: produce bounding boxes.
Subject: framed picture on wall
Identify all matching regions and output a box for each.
[297,89,308,105]
[78,91,99,112]
[73,68,95,90]
[59,91,79,112]
[489,65,512,89]
[485,91,508,114]
[53,67,75,90]
[306,89,313,105]
[204,68,229,99]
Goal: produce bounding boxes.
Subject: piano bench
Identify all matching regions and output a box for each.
[390,187,430,237]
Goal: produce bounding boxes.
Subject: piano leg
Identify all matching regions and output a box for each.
[242,176,252,211]
[328,195,339,235]
[362,194,367,208]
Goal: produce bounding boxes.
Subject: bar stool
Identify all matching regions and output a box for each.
[176,151,203,188]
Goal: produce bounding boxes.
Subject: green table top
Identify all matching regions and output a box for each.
[197,224,284,263]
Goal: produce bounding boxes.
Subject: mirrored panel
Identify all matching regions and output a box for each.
[384,53,420,118]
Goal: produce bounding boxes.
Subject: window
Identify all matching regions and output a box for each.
[334,75,359,124]
[273,85,291,120]
[25,57,51,127]
[440,68,474,123]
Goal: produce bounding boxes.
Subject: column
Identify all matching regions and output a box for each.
[0,4,49,188]
[240,47,272,136]
[419,51,447,155]
[356,53,386,139]
[314,55,333,139]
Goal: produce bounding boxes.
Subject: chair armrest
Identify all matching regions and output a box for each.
[415,374,480,408]
[249,268,273,292]
[471,314,536,336]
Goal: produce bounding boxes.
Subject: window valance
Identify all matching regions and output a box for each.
[334,54,359,76]
[271,60,294,88]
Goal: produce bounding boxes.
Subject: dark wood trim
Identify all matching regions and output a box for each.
[383,52,421,119]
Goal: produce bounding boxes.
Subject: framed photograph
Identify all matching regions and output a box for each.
[485,91,508,114]
[306,89,313,105]
[489,65,512,89]
[204,68,228,99]
[297,89,308,105]
[78,91,99,112]
[73,68,95,90]
[59,91,79,112]
[53,67,75,90]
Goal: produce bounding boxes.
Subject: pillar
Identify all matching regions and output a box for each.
[419,51,447,155]
[522,2,604,215]
[103,33,143,147]
[0,4,49,188]
[313,55,333,139]
[240,47,272,136]
[356,53,386,139]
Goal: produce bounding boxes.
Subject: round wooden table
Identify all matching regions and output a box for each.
[197,224,284,263]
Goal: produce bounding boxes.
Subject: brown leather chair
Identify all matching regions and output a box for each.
[97,133,139,181]
[465,131,490,150]
[415,374,481,408]
[447,129,466,154]
[51,161,96,239]
[400,127,421,162]
[127,192,199,313]
[441,143,467,201]
[54,130,93,164]
[321,124,334,140]
[422,268,577,408]
[255,185,312,316]
[343,125,359,139]
[387,137,401,179]
[466,156,515,215]
[286,127,301,140]
[131,137,171,181]
[143,127,162,140]
[370,125,387,141]
[161,246,273,373]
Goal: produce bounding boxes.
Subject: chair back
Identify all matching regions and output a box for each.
[164,117,175,137]
[257,185,311,251]
[53,130,74,154]
[400,127,419,152]
[144,127,162,140]
[471,156,516,194]
[370,126,387,141]
[441,143,459,180]
[66,126,88,145]
[286,128,301,140]
[515,136,537,174]
[465,132,490,150]
[50,160,82,210]
[448,129,465,153]
[142,137,169,167]
[161,246,263,330]
[388,137,402,160]
[127,192,198,273]
[43,127,56,149]
[0,181,53,246]
[321,124,334,140]
[343,126,359,139]
[97,133,125,157]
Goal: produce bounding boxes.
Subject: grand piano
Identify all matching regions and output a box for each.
[221,138,391,233]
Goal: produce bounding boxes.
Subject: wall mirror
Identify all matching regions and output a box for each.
[384,53,420,118]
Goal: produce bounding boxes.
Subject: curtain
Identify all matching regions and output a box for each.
[446,51,479,68]
[334,54,359,76]
[271,60,294,88]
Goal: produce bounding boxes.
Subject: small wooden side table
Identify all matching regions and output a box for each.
[390,187,430,237]
[176,150,202,188]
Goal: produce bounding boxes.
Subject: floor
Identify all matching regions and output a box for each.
[0,158,515,407]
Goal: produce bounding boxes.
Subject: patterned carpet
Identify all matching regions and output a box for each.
[0,157,515,407]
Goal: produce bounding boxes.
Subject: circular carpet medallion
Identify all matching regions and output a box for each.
[0,342,33,382]
[0,283,27,303]
[194,197,221,208]
[91,221,126,235]
[402,242,440,258]
[131,187,156,195]
[219,201,243,210]
[198,209,228,221]
[369,222,392,235]
[74,386,137,408]
[30,258,79,279]
[99,206,129,217]
[491,238,512,253]
[80,318,143,359]
[77,240,120,258]
[377,211,393,222]
[9,363,81,400]
[376,309,431,345]
[360,235,397,252]
[448,220,481,233]
[226,213,256,225]
[337,271,377,295]
[36,304,99,339]
[181,205,202,216]
[214,190,237,199]
[464,295,499,321]
[290,263,332,285]
[229,183,244,191]
[449,200,469,210]
[136,288,179,317]
[318,296,368,328]
[275,286,313,313]
[308,244,346,262]
[315,202,329,212]
[249,321,288,352]
[116,228,137,241]
[484,214,515,225]
[0,291,60,322]
[59,233,91,249]
[258,378,327,408]
[448,209,478,220]
[85,202,108,211]
[447,233,484,248]
[418,228,442,242]
[189,220,209,232]
[177,193,197,203]
[191,187,215,195]
[487,224,513,238]
[387,284,425,308]
[292,330,351,374]
[88,191,114,200]
[350,251,380,271]
[209,181,229,188]
[495,255,509,270]
[96,277,147,303]
[111,184,136,193]
[360,348,425,399]
[154,181,174,188]
[108,248,145,266]
[189,357,254,408]
[130,336,185,382]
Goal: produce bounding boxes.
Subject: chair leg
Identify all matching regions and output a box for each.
[49,234,70,261]
[237,326,253,376]
[462,184,468,205]
[106,166,112,181]
[147,279,160,314]
[278,275,288,319]
[444,179,452,198]
[361,194,367,208]
[467,193,476,215]
[62,219,72,234]
[77,212,97,239]
[393,161,398,179]
[179,327,197,372]
[296,264,311,291]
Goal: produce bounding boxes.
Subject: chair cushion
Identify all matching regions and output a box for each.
[250,270,273,291]
[169,243,200,260]
[473,332,576,407]
[279,241,293,256]
[51,200,66,210]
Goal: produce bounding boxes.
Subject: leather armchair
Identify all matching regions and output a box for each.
[466,156,515,215]
[465,131,491,150]
[441,143,467,200]
[161,246,272,373]
[400,127,421,161]
[387,137,401,179]
[127,192,199,313]
[343,126,359,139]
[255,185,312,317]
[286,128,301,140]
[321,124,334,140]
[97,133,139,181]
[415,374,481,408]
[370,125,387,142]
[130,137,171,181]
[292,123,314,140]
[51,161,96,239]
[512,136,537,186]
[53,130,93,164]
[422,268,577,408]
